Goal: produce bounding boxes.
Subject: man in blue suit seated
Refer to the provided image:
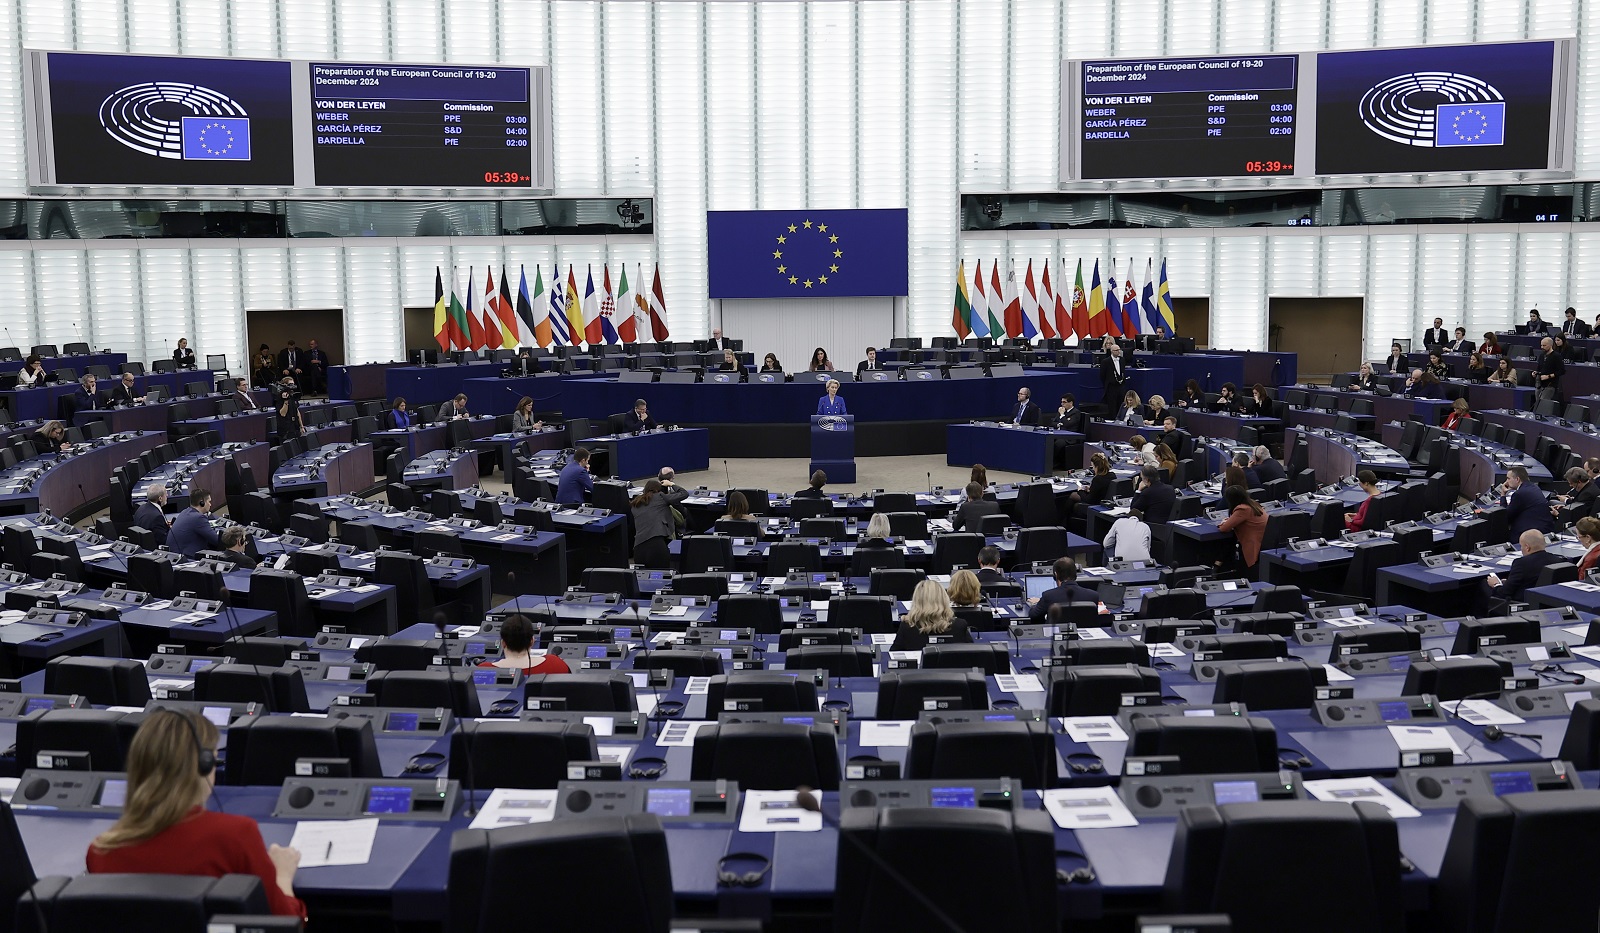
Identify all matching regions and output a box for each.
[1495,464,1556,542]
[1403,368,1442,399]
[1485,529,1563,605]
[167,487,221,558]
[133,483,170,547]
[1028,557,1101,621]
[556,447,594,504]
[623,398,657,433]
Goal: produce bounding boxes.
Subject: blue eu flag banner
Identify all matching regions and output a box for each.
[181,116,252,160]
[707,209,908,299]
[1435,102,1506,147]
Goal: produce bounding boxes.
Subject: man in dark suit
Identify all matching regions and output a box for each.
[133,484,170,548]
[107,371,143,407]
[304,338,329,395]
[704,328,731,353]
[68,374,106,426]
[278,340,305,382]
[1028,557,1101,621]
[167,487,221,558]
[1449,327,1474,354]
[1525,309,1549,334]
[794,470,828,499]
[1153,415,1183,455]
[1251,446,1287,485]
[231,378,260,411]
[1208,383,1240,414]
[1130,465,1177,524]
[623,398,657,433]
[1563,307,1590,339]
[1553,466,1600,520]
[1486,530,1564,604]
[1051,393,1087,433]
[1496,465,1556,542]
[1422,317,1449,351]
[1232,452,1261,490]
[555,448,594,504]
[1535,336,1564,403]
[1100,343,1129,405]
[219,525,258,570]
[974,546,1006,584]
[951,482,1000,532]
[856,347,883,374]
[1008,387,1040,426]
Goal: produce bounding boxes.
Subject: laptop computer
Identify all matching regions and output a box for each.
[1024,574,1054,601]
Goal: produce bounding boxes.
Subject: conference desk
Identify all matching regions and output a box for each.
[271,443,376,498]
[1373,395,1454,427]
[400,449,479,490]
[461,372,572,415]
[1173,409,1281,443]
[327,362,404,401]
[1481,409,1600,463]
[1378,422,1549,498]
[172,409,273,444]
[369,416,500,464]
[0,370,212,424]
[946,422,1084,475]
[128,442,269,512]
[383,361,516,405]
[469,426,568,477]
[1285,428,1409,483]
[0,350,127,379]
[586,427,711,480]
[0,431,167,520]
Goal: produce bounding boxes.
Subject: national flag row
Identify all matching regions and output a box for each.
[432,263,671,353]
[952,257,1175,341]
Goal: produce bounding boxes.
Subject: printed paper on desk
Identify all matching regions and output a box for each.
[171,611,214,624]
[684,676,712,695]
[597,745,633,765]
[467,789,558,830]
[870,633,895,646]
[994,673,1044,694]
[1059,717,1129,744]
[1388,724,1464,756]
[1565,626,1592,641]
[636,694,659,716]
[1561,581,1600,592]
[860,720,914,747]
[1148,642,1186,658]
[581,716,616,737]
[492,533,519,542]
[1303,777,1421,819]
[738,790,822,833]
[654,720,713,747]
[351,584,382,594]
[650,605,688,617]
[1077,627,1111,640]
[1080,566,1113,576]
[1575,666,1600,683]
[290,817,379,867]
[1322,664,1355,683]
[1570,645,1600,663]
[1040,787,1139,830]
[1448,699,1526,726]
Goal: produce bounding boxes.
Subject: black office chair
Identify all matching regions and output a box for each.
[678,535,735,574]
[246,569,318,638]
[919,642,1010,676]
[798,517,848,539]
[366,670,482,718]
[1450,616,1541,655]
[1249,585,1304,613]
[886,511,929,539]
[43,657,151,707]
[1015,483,1058,527]
[1048,664,1162,716]
[371,552,438,631]
[1053,637,1152,668]
[788,498,833,521]
[929,532,984,574]
[221,716,382,786]
[767,541,821,576]
[449,815,672,933]
[226,637,309,667]
[874,670,988,719]
[712,593,783,634]
[448,720,598,789]
[17,874,272,933]
[523,672,637,712]
[1013,526,1069,568]
[14,709,139,772]
[834,807,1057,933]
[705,672,819,713]
[581,567,641,599]
[869,568,926,600]
[1328,623,1421,658]
[1126,716,1279,773]
[1211,659,1327,710]
[1140,588,1207,620]
[784,645,876,678]
[415,528,466,557]
[1402,658,1510,701]
[729,488,771,514]
[1559,698,1600,769]
[1341,539,1399,599]
[192,664,310,713]
[690,722,840,789]
[0,799,35,933]
[633,648,725,679]
[667,573,730,598]
[906,720,1057,788]
[825,594,896,633]
[850,547,905,575]
[1436,790,1600,932]
[126,553,179,600]
[1163,801,1403,933]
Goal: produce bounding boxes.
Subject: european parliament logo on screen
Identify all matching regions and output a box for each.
[707,209,909,300]
[1356,71,1506,149]
[98,82,252,161]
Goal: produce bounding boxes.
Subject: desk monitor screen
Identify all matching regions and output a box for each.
[1490,771,1535,797]
[613,628,633,640]
[930,787,977,809]
[586,646,609,659]
[200,706,232,727]
[385,712,420,732]
[1100,584,1126,609]
[326,665,352,680]
[365,785,414,814]
[984,714,1017,721]
[472,670,496,685]
[1130,585,1161,605]
[1024,574,1053,601]
[1387,655,1413,673]
[713,647,733,660]
[1212,781,1260,805]
[466,642,486,655]
[188,658,214,674]
[1378,701,1412,722]
[782,716,815,725]
[23,697,55,714]
[645,787,691,817]
[96,778,128,808]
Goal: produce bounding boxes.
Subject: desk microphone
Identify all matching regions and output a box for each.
[793,788,974,933]
[927,471,933,495]
[724,460,732,492]
[436,608,480,817]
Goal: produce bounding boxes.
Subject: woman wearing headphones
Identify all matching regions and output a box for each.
[86,709,306,919]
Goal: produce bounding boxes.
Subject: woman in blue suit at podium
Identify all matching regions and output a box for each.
[817,378,848,416]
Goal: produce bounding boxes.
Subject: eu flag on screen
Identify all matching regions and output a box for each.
[181,116,252,160]
[707,209,909,299]
[1435,102,1506,148]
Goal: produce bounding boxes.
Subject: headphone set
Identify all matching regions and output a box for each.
[1065,752,1104,775]
[1277,748,1312,771]
[1054,850,1096,885]
[1482,725,1544,744]
[404,751,447,774]
[628,756,668,780]
[716,852,773,888]
[165,708,216,777]
[1532,662,1587,685]
[488,698,522,716]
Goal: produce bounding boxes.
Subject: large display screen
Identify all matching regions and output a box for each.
[1077,54,1300,179]
[30,52,295,186]
[1315,41,1565,175]
[25,51,553,190]
[309,62,534,187]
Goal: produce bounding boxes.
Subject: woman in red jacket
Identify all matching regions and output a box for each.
[1577,516,1600,580]
[478,613,570,675]
[87,709,306,919]
[1343,471,1382,532]
[1442,398,1471,431]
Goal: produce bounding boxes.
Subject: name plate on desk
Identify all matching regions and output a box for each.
[1395,761,1581,810]
[840,778,1019,811]
[554,780,739,823]
[274,777,460,820]
[1120,771,1303,817]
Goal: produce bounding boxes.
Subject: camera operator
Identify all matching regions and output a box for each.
[275,376,305,440]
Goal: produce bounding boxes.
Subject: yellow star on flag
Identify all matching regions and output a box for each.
[829,264,838,273]
[818,223,828,232]
[776,235,786,244]
[772,250,783,259]
[833,249,842,258]
[789,276,798,284]
[803,220,813,229]
[804,279,814,288]
[819,275,828,284]
[777,265,787,274]
[787,224,797,233]
[829,235,838,243]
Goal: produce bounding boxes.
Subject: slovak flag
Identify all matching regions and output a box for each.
[1120,259,1140,336]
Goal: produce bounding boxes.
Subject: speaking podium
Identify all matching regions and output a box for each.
[810,415,856,484]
